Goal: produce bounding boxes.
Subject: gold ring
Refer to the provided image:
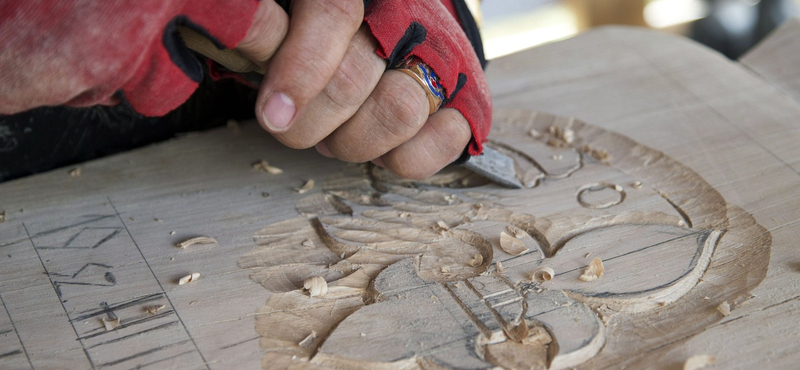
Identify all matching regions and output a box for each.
[392,57,445,115]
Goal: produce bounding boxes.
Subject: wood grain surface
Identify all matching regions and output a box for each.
[1,25,798,370]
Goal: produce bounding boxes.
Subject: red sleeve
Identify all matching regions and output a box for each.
[0,0,259,116]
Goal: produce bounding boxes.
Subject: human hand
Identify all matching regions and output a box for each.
[236,0,491,180]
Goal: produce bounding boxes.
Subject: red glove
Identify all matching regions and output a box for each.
[364,0,491,156]
[0,0,259,116]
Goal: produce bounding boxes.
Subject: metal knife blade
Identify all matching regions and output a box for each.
[461,146,522,189]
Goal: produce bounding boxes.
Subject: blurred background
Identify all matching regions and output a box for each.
[1,0,799,183]
[480,0,799,60]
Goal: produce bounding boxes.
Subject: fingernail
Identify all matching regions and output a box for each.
[262,92,295,130]
[371,157,385,168]
[315,142,333,158]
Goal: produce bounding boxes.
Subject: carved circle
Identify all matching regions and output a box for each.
[576,182,626,209]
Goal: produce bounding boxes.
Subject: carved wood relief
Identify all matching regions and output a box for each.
[238,109,771,370]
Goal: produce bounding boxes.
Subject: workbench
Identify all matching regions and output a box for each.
[1,22,799,370]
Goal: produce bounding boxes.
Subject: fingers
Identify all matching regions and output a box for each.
[321,69,431,162]
[270,25,385,149]
[235,0,289,66]
[378,108,472,180]
[256,0,364,132]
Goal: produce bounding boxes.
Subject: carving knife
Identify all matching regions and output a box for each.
[179,28,523,189]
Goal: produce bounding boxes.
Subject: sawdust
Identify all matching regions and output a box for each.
[145,305,165,314]
[304,276,328,298]
[176,236,218,249]
[580,258,605,282]
[102,317,120,331]
[298,331,317,348]
[469,254,483,267]
[683,354,716,370]
[499,231,528,255]
[532,267,555,282]
[295,179,315,194]
[253,160,283,174]
[178,273,200,285]
[717,301,731,317]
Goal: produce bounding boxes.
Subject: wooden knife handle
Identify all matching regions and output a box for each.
[177,26,265,75]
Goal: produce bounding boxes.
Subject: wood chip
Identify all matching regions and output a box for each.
[529,129,542,138]
[440,266,450,273]
[532,267,555,282]
[0,210,5,223]
[145,305,165,314]
[175,236,218,249]
[436,221,449,230]
[468,254,483,267]
[252,160,283,174]
[584,252,591,258]
[298,331,317,348]
[178,272,200,285]
[304,276,328,298]
[69,167,82,177]
[496,261,506,274]
[226,119,240,132]
[717,301,731,317]
[295,179,315,194]
[632,180,643,189]
[102,317,120,331]
[683,354,716,370]
[301,239,315,248]
[579,257,605,282]
[499,231,528,255]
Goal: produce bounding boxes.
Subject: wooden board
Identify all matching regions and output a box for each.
[1,25,799,370]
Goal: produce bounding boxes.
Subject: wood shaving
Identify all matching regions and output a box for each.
[102,317,120,331]
[632,180,643,189]
[532,267,555,282]
[178,272,200,285]
[176,236,218,249]
[0,210,5,223]
[579,257,605,282]
[579,145,612,164]
[304,276,328,298]
[683,354,716,370]
[440,266,450,273]
[548,125,574,144]
[529,129,542,138]
[584,252,591,258]
[717,301,731,316]
[252,160,283,174]
[69,167,82,177]
[469,254,483,267]
[295,179,315,194]
[145,305,165,314]
[499,231,528,255]
[506,226,526,239]
[436,221,450,230]
[301,239,315,248]
[495,261,506,274]
[226,119,240,132]
[298,331,317,348]
[547,138,566,148]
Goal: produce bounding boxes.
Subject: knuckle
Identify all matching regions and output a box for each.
[319,0,364,27]
[372,81,428,138]
[324,63,371,110]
